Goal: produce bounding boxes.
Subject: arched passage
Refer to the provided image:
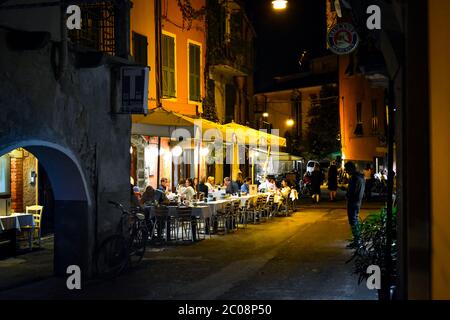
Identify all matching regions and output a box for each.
[1,140,93,276]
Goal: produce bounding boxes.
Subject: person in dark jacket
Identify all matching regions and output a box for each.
[310,164,323,203]
[224,177,239,194]
[344,161,365,247]
[197,176,209,199]
[327,161,338,201]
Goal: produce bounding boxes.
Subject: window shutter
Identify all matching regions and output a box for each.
[132,32,148,66]
[162,35,176,98]
[169,37,175,97]
[162,35,168,97]
[189,43,201,101]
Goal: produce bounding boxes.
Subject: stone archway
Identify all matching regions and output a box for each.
[1,140,93,276]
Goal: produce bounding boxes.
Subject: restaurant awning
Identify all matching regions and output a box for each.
[132,107,226,141]
[222,122,287,147]
[252,148,302,161]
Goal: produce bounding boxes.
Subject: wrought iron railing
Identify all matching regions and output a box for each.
[68,1,116,55]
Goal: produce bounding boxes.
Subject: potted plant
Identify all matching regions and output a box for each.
[347,206,397,300]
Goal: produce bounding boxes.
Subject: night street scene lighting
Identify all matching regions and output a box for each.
[0,0,449,312]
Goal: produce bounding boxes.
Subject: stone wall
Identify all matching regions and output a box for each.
[0,28,131,275]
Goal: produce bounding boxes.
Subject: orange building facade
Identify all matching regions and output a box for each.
[339,54,387,165]
[130,0,206,116]
[326,1,387,169]
[130,0,208,189]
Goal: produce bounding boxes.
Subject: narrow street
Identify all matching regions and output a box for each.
[0,201,381,300]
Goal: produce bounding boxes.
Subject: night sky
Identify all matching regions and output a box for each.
[244,0,327,92]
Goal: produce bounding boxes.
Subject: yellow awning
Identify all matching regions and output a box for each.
[132,108,286,147]
[222,122,287,147]
[132,107,226,141]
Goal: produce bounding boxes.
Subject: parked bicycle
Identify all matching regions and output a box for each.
[95,201,148,279]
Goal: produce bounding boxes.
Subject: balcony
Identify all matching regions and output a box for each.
[207,0,255,76]
[68,0,130,60]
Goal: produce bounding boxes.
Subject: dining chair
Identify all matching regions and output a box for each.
[21,205,44,250]
[175,207,197,242]
[152,206,170,242]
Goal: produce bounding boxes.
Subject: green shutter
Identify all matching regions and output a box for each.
[162,35,176,98]
[189,43,201,101]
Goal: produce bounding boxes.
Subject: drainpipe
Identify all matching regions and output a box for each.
[155,0,162,108]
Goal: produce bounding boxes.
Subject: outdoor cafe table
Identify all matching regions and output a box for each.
[229,193,272,207]
[145,205,210,241]
[0,213,35,255]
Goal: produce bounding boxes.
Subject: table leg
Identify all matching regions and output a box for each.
[166,217,171,241]
[191,216,197,242]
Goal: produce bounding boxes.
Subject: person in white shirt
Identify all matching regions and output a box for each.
[176,178,186,195]
[205,176,215,191]
[182,178,196,201]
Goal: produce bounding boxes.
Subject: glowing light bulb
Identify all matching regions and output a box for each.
[172,145,183,157]
[200,147,209,156]
[272,0,287,10]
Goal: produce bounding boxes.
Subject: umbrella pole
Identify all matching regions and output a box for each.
[157,136,161,189]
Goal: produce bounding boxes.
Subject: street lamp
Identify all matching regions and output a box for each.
[172,145,183,157]
[272,0,288,10]
[286,118,294,127]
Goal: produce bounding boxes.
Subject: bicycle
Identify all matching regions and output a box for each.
[95,201,149,279]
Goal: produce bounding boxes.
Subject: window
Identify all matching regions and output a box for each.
[162,34,176,98]
[356,102,362,123]
[371,99,379,133]
[354,102,364,136]
[189,43,201,102]
[132,32,148,66]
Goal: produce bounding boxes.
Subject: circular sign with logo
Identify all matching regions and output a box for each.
[327,23,359,55]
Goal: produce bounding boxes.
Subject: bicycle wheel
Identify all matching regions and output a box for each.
[129,224,148,267]
[95,234,128,279]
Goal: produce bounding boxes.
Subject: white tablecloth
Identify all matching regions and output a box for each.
[229,193,271,207]
[0,213,35,233]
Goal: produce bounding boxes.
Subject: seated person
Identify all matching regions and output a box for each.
[240,177,252,193]
[197,176,209,198]
[258,178,269,191]
[182,178,196,201]
[140,185,168,205]
[158,177,169,193]
[224,177,239,194]
[205,176,215,191]
[130,184,142,209]
[133,185,141,200]
[268,178,278,192]
[280,179,291,199]
[275,179,291,208]
[176,179,186,195]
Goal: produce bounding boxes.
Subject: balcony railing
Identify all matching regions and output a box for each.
[207,0,254,75]
[68,1,117,55]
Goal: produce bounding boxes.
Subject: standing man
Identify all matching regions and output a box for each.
[344,161,365,248]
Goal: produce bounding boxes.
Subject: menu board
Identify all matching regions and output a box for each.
[0,154,10,196]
